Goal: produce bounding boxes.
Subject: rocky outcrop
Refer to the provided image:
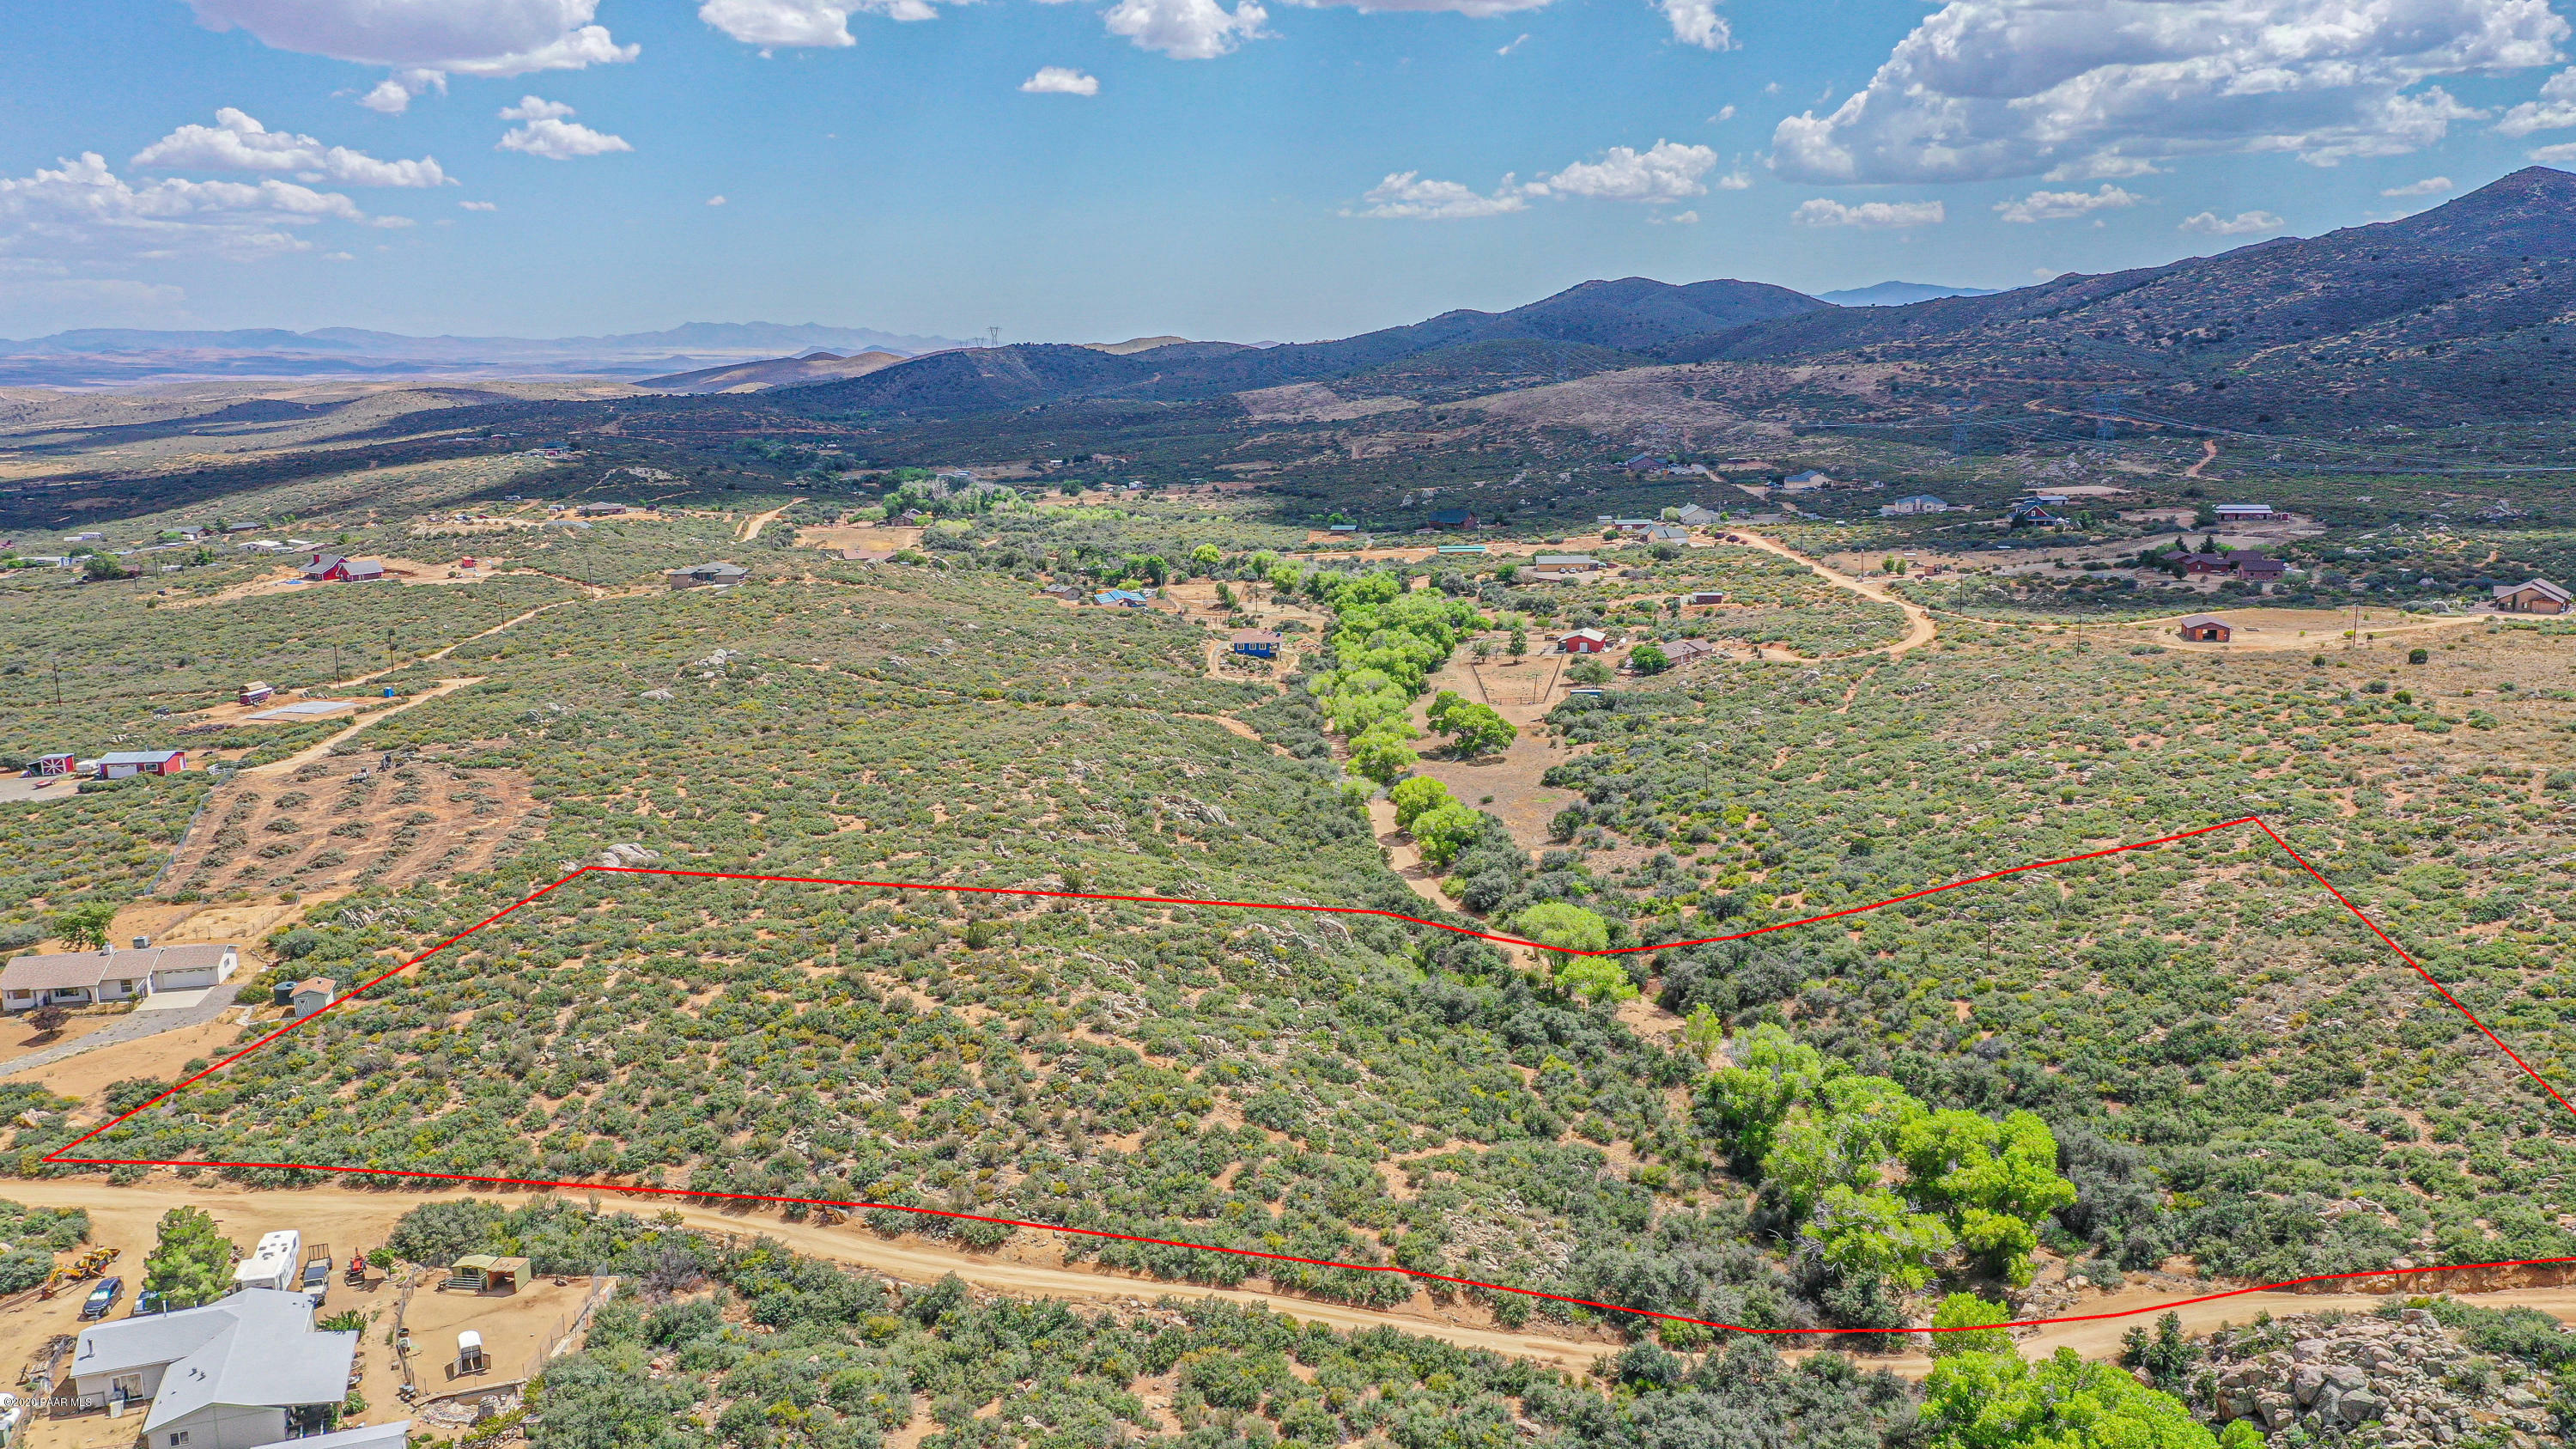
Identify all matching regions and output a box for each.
[2205,1308,2558,1448]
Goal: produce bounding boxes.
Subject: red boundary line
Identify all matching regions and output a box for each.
[43,814,2576,1337]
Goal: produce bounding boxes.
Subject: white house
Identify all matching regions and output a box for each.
[0,943,237,1012]
[1879,495,1951,516]
[2215,502,2275,521]
[67,1288,370,1449]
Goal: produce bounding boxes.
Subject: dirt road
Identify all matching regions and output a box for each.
[0,1178,1619,1374]
[738,497,804,541]
[4,1178,2571,1381]
[246,675,484,776]
[1731,531,1940,657]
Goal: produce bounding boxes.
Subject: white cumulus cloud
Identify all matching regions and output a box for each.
[1993,183,2142,222]
[459,199,497,210]
[2497,66,2576,134]
[1021,66,1102,94]
[1351,172,1529,219]
[707,195,728,206]
[1657,0,1733,48]
[2526,140,2576,161]
[2383,175,2454,195]
[1528,140,1719,203]
[0,152,379,264]
[1791,198,1945,227]
[495,99,630,160]
[698,0,945,46]
[183,1,637,110]
[1104,0,1268,57]
[1770,0,2558,185]
[132,109,452,188]
[2178,209,2285,234]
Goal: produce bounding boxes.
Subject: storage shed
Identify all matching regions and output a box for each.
[2178,614,2232,642]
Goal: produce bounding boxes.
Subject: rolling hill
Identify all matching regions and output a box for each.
[781,277,1825,417]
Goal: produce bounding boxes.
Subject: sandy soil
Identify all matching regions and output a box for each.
[164,747,533,901]
[405,1275,598,1391]
[3,1014,243,1099]
[0,1013,124,1069]
[797,525,923,553]
[2104,606,2486,654]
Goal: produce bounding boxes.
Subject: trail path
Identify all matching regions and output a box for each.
[2185,439,2220,478]
[246,676,483,776]
[1730,531,1939,657]
[738,497,804,541]
[5,1178,2572,1381]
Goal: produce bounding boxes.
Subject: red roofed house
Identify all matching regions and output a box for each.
[1559,628,1611,654]
[301,554,385,583]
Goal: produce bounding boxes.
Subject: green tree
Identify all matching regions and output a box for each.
[1630,643,1670,675]
[1388,776,1455,833]
[82,554,125,581]
[1437,701,1516,757]
[2119,1312,2204,1393]
[56,903,116,953]
[1508,626,1528,657]
[1810,1185,1956,1293]
[1568,658,1612,685]
[1696,1024,1833,1163]
[1190,543,1223,570]
[143,1207,236,1310]
[1765,1075,1928,1218]
[1930,1293,2015,1357]
[1554,954,1637,1006]
[1347,720,1419,787]
[1680,1003,1726,1062]
[1409,801,1482,869]
[1923,1348,2218,1449]
[1511,901,1609,954]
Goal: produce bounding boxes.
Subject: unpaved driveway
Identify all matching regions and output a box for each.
[1730,530,1939,657]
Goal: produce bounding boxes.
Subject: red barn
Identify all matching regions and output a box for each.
[1558,628,1611,654]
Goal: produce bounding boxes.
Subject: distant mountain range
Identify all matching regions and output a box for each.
[1816,282,2003,307]
[778,277,1824,416]
[0,322,980,387]
[755,167,2576,432]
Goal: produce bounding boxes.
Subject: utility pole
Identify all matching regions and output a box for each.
[386,627,396,667]
[51,654,62,708]
[331,642,341,681]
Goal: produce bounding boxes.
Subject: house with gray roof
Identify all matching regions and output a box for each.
[69,1287,368,1446]
[666,561,750,588]
[0,942,237,1012]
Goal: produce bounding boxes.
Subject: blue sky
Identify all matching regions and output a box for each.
[8,0,2576,343]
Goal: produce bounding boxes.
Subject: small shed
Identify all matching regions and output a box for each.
[97,749,185,778]
[1230,629,1281,659]
[32,752,76,776]
[1558,628,1611,654]
[456,1330,488,1374]
[1684,591,1725,606]
[289,977,338,1017]
[2178,614,2231,642]
[447,1256,531,1294]
[239,681,273,705]
[2494,578,2572,614]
